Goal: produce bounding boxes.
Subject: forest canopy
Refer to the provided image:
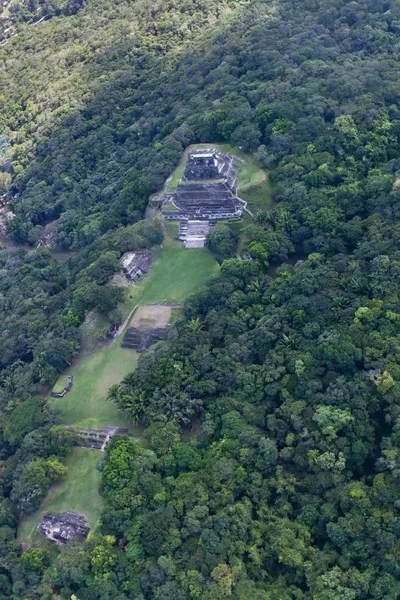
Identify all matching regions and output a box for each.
[1,0,400,598]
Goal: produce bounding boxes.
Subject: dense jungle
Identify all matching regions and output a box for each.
[1,0,400,598]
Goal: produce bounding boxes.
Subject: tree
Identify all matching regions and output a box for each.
[94,285,124,315]
[87,253,120,285]
[21,548,50,575]
[3,397,47,448]
[206,224,238,263]
[0,172,12,195]
[11,457,67,513]
[230,124,261,152]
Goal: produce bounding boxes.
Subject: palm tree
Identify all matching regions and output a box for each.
[248,277,268,297]
[255,209,274,229]
[279,333,296,349]
[186,318,204,332]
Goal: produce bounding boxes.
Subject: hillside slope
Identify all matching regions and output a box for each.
[1,0,400,598]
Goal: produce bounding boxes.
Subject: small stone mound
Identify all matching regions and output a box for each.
[122,327,168,352]
[120,251,152,283]
[38,512,90,545]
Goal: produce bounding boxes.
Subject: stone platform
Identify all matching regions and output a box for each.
[178,220,210,248]
[38,512,90,545]
[162,149,243,222]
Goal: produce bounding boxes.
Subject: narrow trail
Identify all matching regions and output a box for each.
[113,305,138,339]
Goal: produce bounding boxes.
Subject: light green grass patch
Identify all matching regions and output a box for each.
[18,448,102,545]
[240,179,273,211]
[51,344,139,431]
[129,237,219,306]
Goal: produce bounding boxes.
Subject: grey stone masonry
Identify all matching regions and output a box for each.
[68,425,130,450]
[122,327,168,352]
[179,220,210,248]
[120,251,152,283]
[51,375,74,398]
[162,149,242,222]
[38,512,90,545]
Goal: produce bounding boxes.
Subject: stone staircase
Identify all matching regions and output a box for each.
[67,426,131,451]
[179,220,210,248]
[121,327,168,351]
[185,238,207,248]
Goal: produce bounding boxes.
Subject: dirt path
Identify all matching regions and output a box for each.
[113,305,138,339]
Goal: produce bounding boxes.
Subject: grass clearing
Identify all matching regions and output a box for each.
[129,237,219,306]
[240,179,273,212]
[20,171,220,547]
[49,231,218,432]
[18,448,102,545]
[50,232,218,430]
[51,345,139,431]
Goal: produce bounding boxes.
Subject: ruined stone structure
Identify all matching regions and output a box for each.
[38,512,90,545]
[121,327,168,352]
[182,150,237,189]
[162,149,243,223]
[178,220,211,248]
[120,251,152,283]
[68,425,130,450]
[51,375,74,398]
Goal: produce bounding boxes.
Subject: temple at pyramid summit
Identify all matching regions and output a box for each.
[162,149,243,220]
[160,149,244,247]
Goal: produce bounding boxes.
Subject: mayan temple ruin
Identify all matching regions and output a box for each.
[38,512,90,545]
[162,149,243,247]
[120,250,153,283]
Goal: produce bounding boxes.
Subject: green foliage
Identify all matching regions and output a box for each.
[11,456,67,513]
[205,224,238,263]
[3,396,47,448]
[20,548,50,574]
[2,0,400,597]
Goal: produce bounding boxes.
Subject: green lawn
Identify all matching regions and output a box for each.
[21,178,220,547]
[50,232,219,431]
[129,236,219,305]
[51,344,139,431]
[18,448,102,545]
[240,179,273,212]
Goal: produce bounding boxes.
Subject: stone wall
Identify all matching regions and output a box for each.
[121,327,168,352]
[38,512,90,545]
[68,425,130,450]
[51,375,74,398]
